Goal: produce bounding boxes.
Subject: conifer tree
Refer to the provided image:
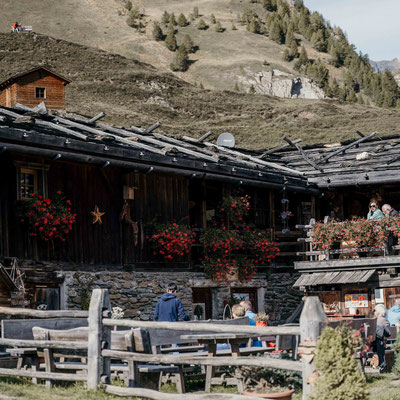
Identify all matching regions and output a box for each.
[169,13,177,26]
[282,49,291,62]
[234,82,240,91]
[262,0,276,12]
[170,44,189,71]
[152,22,163,41]
[193,6,199,18]
[199,82,204,89]
[215,21,224,32]
[357,95,364,105]
[197,19,208,30]
[210,14,216,24]
[285,24,294,45]
[231,22,237,30]
[177,13,189,27]
[165,27,177,51]
[269,19,284,43]
[346,87,357,102]
[125,1,132,11]
[130,6,140,19]
[311,326,367,400]
[298,45,308,64]
[247,18,261,34]
[311,29,327,52]
[167,21,176,34]
[328,79,340,98]
[183,34,195,53]
[161,11,170,25]
[289,39,298,58]
[382,70,400,107]
[249,84,256,94]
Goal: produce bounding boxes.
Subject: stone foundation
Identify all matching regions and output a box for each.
[61,270,302,323]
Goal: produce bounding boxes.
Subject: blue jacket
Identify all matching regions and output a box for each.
[386,305,400,326]
[367,209,385,221]
[154,293,190,322]
[245,310,257,326]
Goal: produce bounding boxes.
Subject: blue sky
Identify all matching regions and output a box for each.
[304,0,400,61]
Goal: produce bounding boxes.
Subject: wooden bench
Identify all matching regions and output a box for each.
[32,326,183,391]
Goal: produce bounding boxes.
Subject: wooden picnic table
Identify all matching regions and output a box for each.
[180,333,253,393]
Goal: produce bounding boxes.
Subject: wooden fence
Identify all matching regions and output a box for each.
[0,289,328,400]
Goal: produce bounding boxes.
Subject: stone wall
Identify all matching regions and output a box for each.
[61,269,302,323]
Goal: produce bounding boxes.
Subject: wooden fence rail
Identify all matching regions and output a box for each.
[0,289,325,400]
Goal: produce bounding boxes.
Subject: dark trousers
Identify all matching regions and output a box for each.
[376,338,386,370]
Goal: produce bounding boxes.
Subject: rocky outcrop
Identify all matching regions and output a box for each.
[228,68,326,99]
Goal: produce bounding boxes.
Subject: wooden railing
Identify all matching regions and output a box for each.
[0,290,328,400]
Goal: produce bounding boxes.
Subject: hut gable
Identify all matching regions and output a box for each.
[0,67,70,110]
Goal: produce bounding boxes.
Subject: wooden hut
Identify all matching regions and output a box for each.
[273,132,400,318]
[0,103,318,318]
[0,67,70,110]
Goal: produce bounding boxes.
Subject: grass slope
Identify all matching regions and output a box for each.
[1,33,400,149]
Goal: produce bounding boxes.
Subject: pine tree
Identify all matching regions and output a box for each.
[298,45,308,64]
[199,82,204,89]
[269,20,284,43]
[161,11,170,25]
[249,84,256,94]
[382,70,400,107]
[167,21,176,34]
[152,22,163,41]
[234,82,240,91]
[311,29,327,52]
[287,39,297,58]
[262,0,276,12]
[285,24,294,45]
[328,79,340,98]
[126,14,137,28]
[231,22,237,30]
[125,1,132,11]
[346,87,357,102]
[193,6,199,18]
[247,18,261,34]
[311,326,367,400]
[165,27,177,51]
[183,34,194,53]
[282,49,291,62]
[177,13,189,27]
[170,44,189,71]
[197,19,208,30]
[169,13,177,26]
[215,21,224,32]
[210,14,216,24]
[357,95,364,105]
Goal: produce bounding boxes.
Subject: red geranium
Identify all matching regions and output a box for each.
[20,191,76,242]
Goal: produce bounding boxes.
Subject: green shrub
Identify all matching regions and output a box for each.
[177,13,189,27]
[170,44,189,72]
[215,21,224,33]
[165,28,177,51]
[169,13,177,26]
[311,325,367,400]
[182,34,195,53]
[152,22,163,41]
[193,6,199,18]
[125,1,132,11]
[161,11,170,25]
[210,14,216,24]
[197,19,208,30]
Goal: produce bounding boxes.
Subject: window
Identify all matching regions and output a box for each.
[20,168,38,199]
[35,87,46,98]
[15,162,49,200]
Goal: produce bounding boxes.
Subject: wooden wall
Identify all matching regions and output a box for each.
[0,70,67,109]
[0,154,190,266]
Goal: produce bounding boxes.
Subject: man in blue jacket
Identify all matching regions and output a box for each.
[154,283,190,322]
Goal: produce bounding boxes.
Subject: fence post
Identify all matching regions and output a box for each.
[299,296,327,400]
[87,288,111,391]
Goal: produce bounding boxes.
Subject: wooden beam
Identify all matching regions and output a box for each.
[105,385,258,399]
[0,338,87,349]
[103,319,300,336]
[144,121,161,134]
[88,112,105,124]
[198,131,214,143]
[283,137,323,172]
[317,132,377,164]
[101,350,302,371]
[0,307,88,318]
[260,138,302,158]
[0,367,87,382]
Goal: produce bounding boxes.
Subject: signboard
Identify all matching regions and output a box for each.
[345,293,368,308]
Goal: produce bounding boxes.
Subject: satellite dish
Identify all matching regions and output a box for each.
[217,132,235,148]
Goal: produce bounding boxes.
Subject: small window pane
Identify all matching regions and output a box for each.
[20,168,37,199]
[35,88,46,98]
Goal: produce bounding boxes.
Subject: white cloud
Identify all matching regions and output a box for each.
[304,0,400,60]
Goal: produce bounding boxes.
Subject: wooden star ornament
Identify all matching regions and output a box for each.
[91,205,105,225]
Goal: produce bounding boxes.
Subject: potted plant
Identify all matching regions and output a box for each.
[236,366,299,399]
[193,304,204,320]
[255,312,269,327]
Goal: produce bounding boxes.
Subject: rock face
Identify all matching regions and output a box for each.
[229,68,326,99]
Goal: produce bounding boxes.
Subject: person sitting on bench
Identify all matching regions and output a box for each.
[12,22,21,32]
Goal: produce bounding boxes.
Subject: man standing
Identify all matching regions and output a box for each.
[154,283,190,322]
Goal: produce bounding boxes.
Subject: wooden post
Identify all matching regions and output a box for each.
[87,289,111,391]
[299,296,327,400]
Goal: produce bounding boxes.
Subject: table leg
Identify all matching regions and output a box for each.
[231,342,243,394]
[205,343,216,393]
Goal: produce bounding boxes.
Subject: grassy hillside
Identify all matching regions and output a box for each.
[1,33,400,150]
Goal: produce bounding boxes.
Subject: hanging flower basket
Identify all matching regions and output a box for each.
[147,220,195,261]
[18,191,76,242]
